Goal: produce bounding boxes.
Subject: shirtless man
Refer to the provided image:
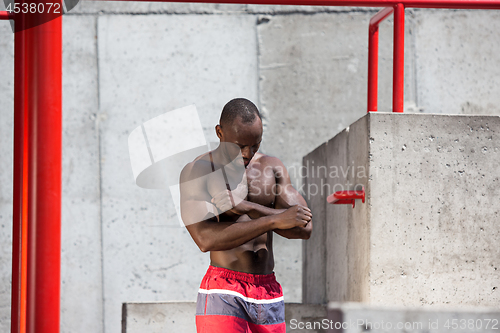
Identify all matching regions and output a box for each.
[179,98,312,333]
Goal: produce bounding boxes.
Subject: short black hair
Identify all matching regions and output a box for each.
[219,98,261,128]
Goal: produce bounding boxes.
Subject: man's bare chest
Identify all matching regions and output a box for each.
[246,166,276,207]
[206,164,276,207]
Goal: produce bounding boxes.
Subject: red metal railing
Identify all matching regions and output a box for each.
[368,4,405,113]
[2,1,500,333]
[4,5,63,333]
[91,0,500,8]
[367,7,393,112]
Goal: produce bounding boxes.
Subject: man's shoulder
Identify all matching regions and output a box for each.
[253,153,286,169]
[252,153,286,176]
[180,152,213,182]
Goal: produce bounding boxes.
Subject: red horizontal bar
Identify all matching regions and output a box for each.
[88,0,500,9]
[0,11,14,20]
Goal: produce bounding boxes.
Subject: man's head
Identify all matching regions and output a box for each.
[216,98,263,167]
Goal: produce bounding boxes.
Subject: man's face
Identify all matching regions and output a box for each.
[217,117,263,168]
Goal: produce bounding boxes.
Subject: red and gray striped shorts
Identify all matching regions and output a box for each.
[196,265,286,333]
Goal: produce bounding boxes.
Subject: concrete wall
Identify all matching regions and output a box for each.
[1,2,500,333]
[303,112,500,307]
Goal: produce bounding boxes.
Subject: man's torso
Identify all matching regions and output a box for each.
[205,152,277,274]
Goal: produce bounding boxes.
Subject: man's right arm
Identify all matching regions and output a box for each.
[179,161,309,252]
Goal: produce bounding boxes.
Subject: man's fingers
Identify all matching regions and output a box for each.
[301,215,312,222]
[298,207,312,218]
[301,209,312,217]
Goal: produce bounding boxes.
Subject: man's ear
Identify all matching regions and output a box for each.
[215,124,223,140]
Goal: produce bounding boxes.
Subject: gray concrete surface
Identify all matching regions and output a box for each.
[414,10,500,115]
[257,12,406,183]
[61,15,104,333]
[302,143,328,304]
[0,3,500,333]
[327,302,500,333]
[122,302,327,333]
[325,116,370,303]
[122,302,197,333]
[97,13,259,333]
[303,113,500,307]
[369,113,500,307]
[0,16,13,333]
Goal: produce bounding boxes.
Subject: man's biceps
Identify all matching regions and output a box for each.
[181,199,218,225]
[276,186,304,205]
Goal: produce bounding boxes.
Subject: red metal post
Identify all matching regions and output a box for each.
[368,6,394,112]
[11,10,28,333]
[22,6,63,333]
[393,3,405,112]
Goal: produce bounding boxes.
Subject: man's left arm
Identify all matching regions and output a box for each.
[272,157,312,239]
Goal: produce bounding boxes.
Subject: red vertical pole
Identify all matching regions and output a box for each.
[393,3,405,112]
[11,10,28,333]
[367,22,379,112]
[367,7,394,113]
[24,5,63,333]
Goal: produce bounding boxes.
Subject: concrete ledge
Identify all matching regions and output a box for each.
[327,302,500,333]
[122,302,327,333]
[122,302,196,333]
[303,113,500,306]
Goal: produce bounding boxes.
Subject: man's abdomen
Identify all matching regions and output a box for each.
[210,231,274,274]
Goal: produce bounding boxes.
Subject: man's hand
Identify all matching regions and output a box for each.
[211,184,249,215]
[275,205,312,230]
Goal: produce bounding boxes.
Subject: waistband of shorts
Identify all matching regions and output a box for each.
[207,265,276,284]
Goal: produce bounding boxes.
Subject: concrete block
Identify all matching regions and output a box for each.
[122,302,197,333]
[97,14,258,333]
[324,129,350,302]
[122,302,328,333]
[0,17,14,333]
[327,302,500,333]
[326,116,370,303]
[368,113,500,307]
[61,15,104,333]
[286,303,328,333]
[302,143,328,304]
[303,117,371,304]
[303,113,500,307]
[414,10,500,115]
